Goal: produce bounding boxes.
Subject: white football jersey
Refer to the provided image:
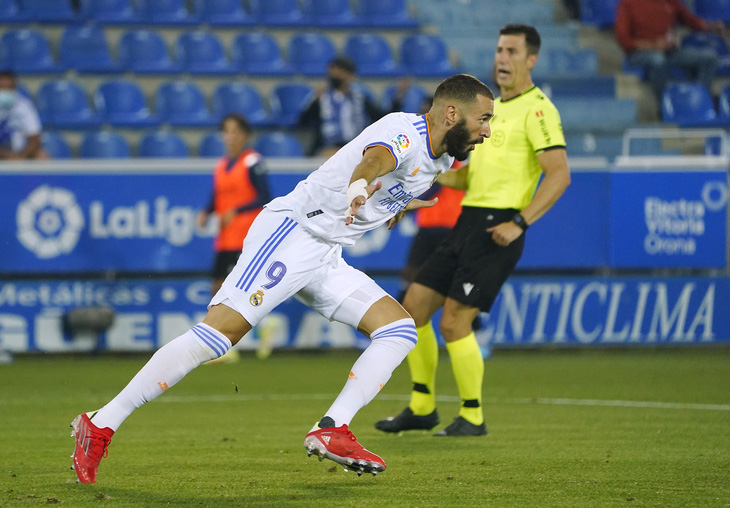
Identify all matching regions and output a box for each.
[267,112,454,246]
[0,94,42,152]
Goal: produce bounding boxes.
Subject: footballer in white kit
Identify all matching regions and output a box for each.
[69,74,494,483]
[211,112,456,329]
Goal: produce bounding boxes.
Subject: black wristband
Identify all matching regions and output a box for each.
[512,213,529,231]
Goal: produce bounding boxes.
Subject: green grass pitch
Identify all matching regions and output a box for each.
[1,348,729,507]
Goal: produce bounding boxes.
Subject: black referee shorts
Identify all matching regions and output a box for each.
[413,206,525,313]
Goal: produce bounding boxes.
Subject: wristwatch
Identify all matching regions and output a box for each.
[512,213,529,231]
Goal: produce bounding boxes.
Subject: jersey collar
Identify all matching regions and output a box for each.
[499,85,537,103]
[423,114,439,160]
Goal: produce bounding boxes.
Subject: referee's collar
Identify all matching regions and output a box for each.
[498,85,537,103]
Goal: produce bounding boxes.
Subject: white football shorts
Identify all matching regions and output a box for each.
[210,208,389,329]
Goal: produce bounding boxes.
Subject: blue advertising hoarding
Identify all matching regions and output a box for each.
[0,160,726,274]
[0,275,725,353]
[610,168,728,268]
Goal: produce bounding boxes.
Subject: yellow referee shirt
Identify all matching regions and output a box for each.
[462,85,565,210]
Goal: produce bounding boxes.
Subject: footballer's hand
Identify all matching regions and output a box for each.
[387,197,439,230]
[487,221,523,246]
[346,181,383,225]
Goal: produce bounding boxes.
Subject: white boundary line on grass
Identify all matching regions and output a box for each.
[157,394,730,412]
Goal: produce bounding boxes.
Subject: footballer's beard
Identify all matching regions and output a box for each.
[445,118,476,161]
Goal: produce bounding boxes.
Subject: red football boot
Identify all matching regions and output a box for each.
[304,420,386,476]
[70,412,114,483]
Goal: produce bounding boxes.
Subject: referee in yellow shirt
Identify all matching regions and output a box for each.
[376,24,571,436]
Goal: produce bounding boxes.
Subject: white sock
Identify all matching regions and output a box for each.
[91,323,231,431]
[324,318,416,427]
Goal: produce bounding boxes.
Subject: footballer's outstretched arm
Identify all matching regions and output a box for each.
[345,146,396,224]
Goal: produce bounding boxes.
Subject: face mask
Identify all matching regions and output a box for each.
[328,76,345,90]
[0,90,16,110]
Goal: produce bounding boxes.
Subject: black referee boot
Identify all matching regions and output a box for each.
[375,407,440,433]
[433,416,487,437]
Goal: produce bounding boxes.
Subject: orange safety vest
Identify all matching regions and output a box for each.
[213,149,263,252]
[416,160,464,229]
[416,185,464,228]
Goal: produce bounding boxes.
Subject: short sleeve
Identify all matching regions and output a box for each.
[525,102,565,153]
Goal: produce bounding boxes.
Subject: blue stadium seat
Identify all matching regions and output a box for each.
[288,33,337,76]
[717,84,730,120]
[344,34,401,77]
[0,0,30,22]
[199,132,225,157]
[60,25,120,74]
[305,0,362,27]
[232,33,293,76]
[694,0,730,22]
[139,131,189,158]
[661,83,720,127]
[80,132,131,158]
[704,134,726,155]
[270,83,314,127]
[0,29,64,73]
[118,30,180,74]
[195,0,258,26]
[95,80,159,127]
[177,31,235,75]
[536,76,616,98]
[42,132,72,159]
[17,0,77,22]
[579,0,619,27]
[155,81,215,127]
[400,35,457,77]
[382,83,429,114]
[37,80,101,129]
[248,0,309,26]
[554,97,637,133]
[682,32,730,76]
[134,0,200,24]
[212,83,271,127]
[255,132,303,157]
[359,0,418,28]
[533,49,599,79]
[80,0,140,23]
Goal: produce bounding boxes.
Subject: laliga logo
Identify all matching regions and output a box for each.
[16,185,84,259]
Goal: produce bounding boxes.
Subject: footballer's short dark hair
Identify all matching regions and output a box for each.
[433,74,494,104]
[500,24,542,55]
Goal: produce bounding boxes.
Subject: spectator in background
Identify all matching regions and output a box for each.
[0,71,48,160]
[615,0,725,103]
[197,113,273,362]
[299,56,385,158]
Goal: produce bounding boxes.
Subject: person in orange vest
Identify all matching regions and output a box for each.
[197,114,274,362]
[197,113,271,296]
[398,176,464,301]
